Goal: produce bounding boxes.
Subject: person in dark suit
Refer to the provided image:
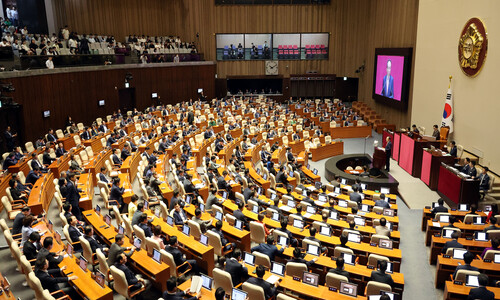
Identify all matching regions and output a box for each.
[9,179,27,202]
[381,60,394,98]
[233,201,249,228]
[37,236,64,270]
[225,248,248,286]
[211,221,235,251]
[441,231,463,254]
[163,276,199,300]
[114,253,148,295]
[2,152,17,170]
[349,186,362,205]
[246,265,278,299]
[42,147,55,165]
[55,142,67,157]
[65,173,82,220]
[138,214,153,237]
[328,256,350,281]
[276,165,288,187]
[217,170,231,193]
[97,167,110,184]
[374,194,391,209]
[121,144,131,161]
[468,274,495,300]
[13,206,32,235]
[110,177,125,212]
[183,174,197,195]
[46,129,57,143]
[23,231,41,261]
[35,258,77,293]
[385,137,392,171]
[449,141,458,157]
[172,203,188,225]
[67,216,83,252]
[107,234,135,266]
[30,153,45,171]
[483,216,498,233]
[84,226,108,253]
[187,110,195,125]
[111,149,122,166]
[165,236,198,274]
[26,167,42,186]
[288,246,317,267]
[370,260,394,288]
[251,235,286,261]
[478,167,490,192]
[432,125,441,140]
[431,198,448,217]
[286,147,295,163]
[453,251,479,279]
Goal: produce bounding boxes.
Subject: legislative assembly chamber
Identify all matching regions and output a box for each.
[0,1,498,300]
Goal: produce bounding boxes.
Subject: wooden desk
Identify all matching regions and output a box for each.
[444,281,500,300]
[438,165,480,207]
[8,157,31,176]
[421,149,455,191]
[425,219,488,246]
[83,210,170,291]
[48,150,80,178]
[27,172,55,215]
[0,270,14,299]
[244,161,271,190]
[436,255,500,288]
[84,150,112,183]
[120,151,141,183]
[330,126,372,139]
[57,133,77,150]
[77,172,94,211]
[420,208,487,231]
[310,142,343,162]
[118,173,134,204]
[429,235,491,265]
[83,134,108,153]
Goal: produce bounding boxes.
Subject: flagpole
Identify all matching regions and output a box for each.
[448,75,452,88]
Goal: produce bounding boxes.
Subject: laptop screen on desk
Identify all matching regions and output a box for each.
[231,288,247,300]
[474,232,488,242]
[466,275,479,287]
[244,252,255,266]
[277,236,288,247]
[458,204,468,211]
[293,219,304,229]
[339,282,358,297]
[152,248,161,264]
[302,271,319,287]
[439,215,450,223]
[319,226,331,237]
[306,244,320,256]
[347,232,361,243]
[270,262,285,277]
[315,181,322,190]
[200,234,208,246]
[342,253,356,265]
[201,274,213,291]
[452,248,467,260]
[381,187,390,194]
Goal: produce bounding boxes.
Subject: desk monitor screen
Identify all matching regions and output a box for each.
[270,262,285,277]
[293,219,304,229]
[383,208,394,217]
[338,200,348,208]
[199,203,205,212]
[252,205,259,214]
[200,234,208,246]
[329,211,338,220]
[334,187,341,194]
[341,179,347,185]
[270,193,277,200]
[104,214,112,226]
[306,244,320,256]
[339,282,358,297]
[320,226,331,237]
[271,212,280,222]
[384,262,394,274]
[66,243,73,257]
[289,171,294,178]
[381,187,390,194]
[342,253,356,265]
[185,196,191,205]
[79,257,88,271]
[54,231,62,244]
[439,215,450,223]
[152,93,158,98]
[95,204,101,215]
[134,238,142,249]
[118,225,125,235]
[231,288,247,300]
[315,181,322,190]
[154,207,161,217]
[354,217,365,226]
[197,88,203,94]
[473,216,485,225]
[307,164,310,169]
[257,187,262,195]
[235,220,243,230]
[302,271,319,287]
[287,200,296,208]
[263,173,268,180]
[302,189,308,197]
[182,225,190,236]
[443,229,454,239]
[95,270,105,288]
[313,169,318,175]
[379,239,393,250]
[306,206,316,214]
[361,204,370,212]
[201,274,213,291]
[144,200,149,210]
[318,194,327,202]
[474,232,488,242]
[452,248,467,260]
[222,191,227,199]
[152,248,161,264]
[458,204,468,211]
[166,216,174,226]
[215,211,223,221]
[244,252,255,266]
[277,236,288,247]
[361,183,367,190]
[494,253,500,263]
[466,275,480,287]
[347,232,361,243]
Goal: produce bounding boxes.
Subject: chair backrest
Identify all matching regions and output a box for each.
[334,246,354,258]
[249,221,266,244]
[370,234,390,244]
[96,248,110,280]
[25,142,35,153]
[455,270,480,283]
[325,273,349,290]
[188,220,202,240]
[27,272,45,299]
[365,281,392,296]
[253,251,271,268]
[109,265,130,298]
[285,262,307,278]
[145,237,161,256]
[160,249,178,277]
[112,206,123,226]
[133,225,147,250]
[277,293,296,300]
[367,254,390,267]
[213,268,234,293]
[206,230,223,256]
[79,236,94,263]
[483,250,500,261]
[486,229,500,240]
[302,238,320,249]
[242,282,266,300]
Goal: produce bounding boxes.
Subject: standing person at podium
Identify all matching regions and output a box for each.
[385,137,392,172]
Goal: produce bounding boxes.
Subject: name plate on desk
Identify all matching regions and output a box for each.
[465,236,473,240]
[443,255,451,258]
[329,287,338,292]
[425,206,431,209]
[370,242,377,247]
[292,276,301,282]
[367,265,375,270]
[484,259,492,263]
[453,280,463,285]
[434,233,441,237]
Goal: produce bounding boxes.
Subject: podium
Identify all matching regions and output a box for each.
[420,149,455,190]
[437,164,479,206]
[372,147,386,169]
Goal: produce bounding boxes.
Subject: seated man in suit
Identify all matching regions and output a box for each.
[35,258,77,294]
[448,141,458,157]
[9,179,28,202]
[211,220,235,251]
[217,170,231,193]
[84,226,108,253]
[192,208,213,233]
[431,198,448,217]
[173,203,189,225]
[483,217,499,233]
[23,231,41,261]
[55,142,67,157]
[233,201,249,229]
[110,177,125,212]
[468,274,495,300]
[163,277,200,300]
[328,256,350,281]
[432,124,441,140]
[478,167,491,192]
[107,234,135,266]
[349,186,362,204]
[246,265,278,299]
[375,217,391,237]
[225,248,248,286]
[467,160,478,178]
[370,260,394,288]
[453,251,479,279]
[2,152,17,169]
[111,148,122,166]
[165,236,198,275]
[37,237,64,270]
[276,165,289,188]
[138,214,153,238]
[114,253,149,296]
[97,167,111,185]
[42,147,55,165]
[251,235,286,261]
[120,144,131,161]
[67,216,84,252]
[304,227,327,254]
[374,194,391,209]
[288,246,317,267]
[441,231,463,254]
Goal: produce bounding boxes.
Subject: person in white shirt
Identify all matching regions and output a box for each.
[68,38,77,54]
[62,26,70,40]
[11,7,18,26]
[5,6,12,22]
[173,54,180,63]
[21,26,28,35]
[0,39,10,47]
[46,57,54,69]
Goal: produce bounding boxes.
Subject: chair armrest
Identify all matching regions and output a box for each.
[128,284,146,298]
[49,290,70,299]
[176,260,192,278]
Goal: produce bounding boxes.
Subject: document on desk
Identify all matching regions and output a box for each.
[189,275,202,294]
[432,222,440,227]
[280,206,292,212]
[266,275,280,285]
[303,213,312,219]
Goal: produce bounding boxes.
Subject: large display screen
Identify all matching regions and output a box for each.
[372,48,413,110]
